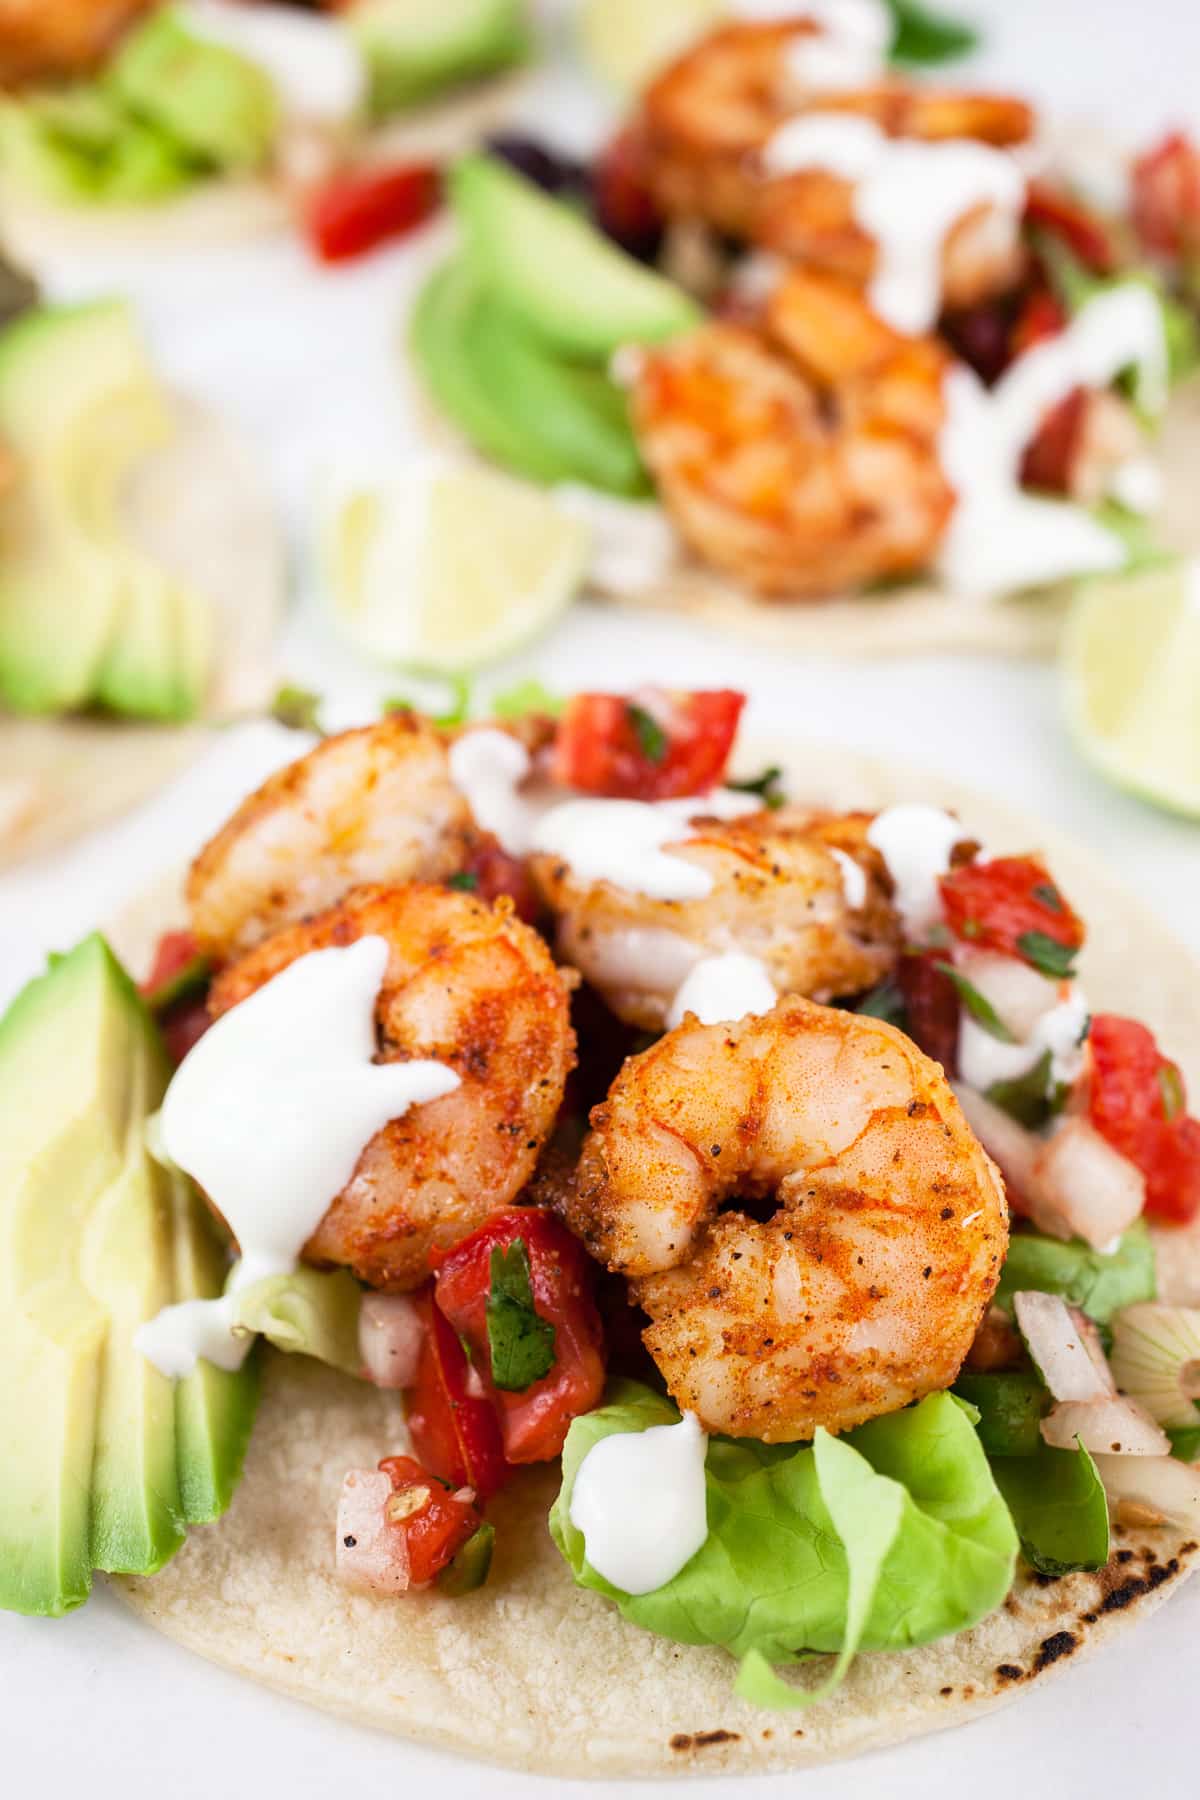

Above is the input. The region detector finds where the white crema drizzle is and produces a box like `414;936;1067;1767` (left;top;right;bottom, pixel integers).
135;937;460;1377
762;113;1025;333
569;1411;710;1595
938;284;1168;595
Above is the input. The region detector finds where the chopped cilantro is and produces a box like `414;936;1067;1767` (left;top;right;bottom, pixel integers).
986;1050;1070;1131
486;1239;556;1391
143;953;212;1018
935;963;1015;1042
448;871;479;892
725;765;786;811
886;0;979;67
1015;931;1078;980
1032;882;1064;913
270;684;324;735
491;679;565;720
627;702;668;764
855;980;908;1029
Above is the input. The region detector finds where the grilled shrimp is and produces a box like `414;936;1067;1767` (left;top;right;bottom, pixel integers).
568;997;1007;1440
208;883;575;1291
630;267;953;595
188;713;478;962
638;17;1032;307
0;0;154;85
531;805;898;1030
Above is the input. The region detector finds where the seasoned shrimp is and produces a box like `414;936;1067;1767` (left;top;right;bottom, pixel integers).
209;883;576;1291
638;18;1032;306
630;267;953;595
0;0;154;85
568;997;1007;1440
188;713;478;963
532;805;898;1029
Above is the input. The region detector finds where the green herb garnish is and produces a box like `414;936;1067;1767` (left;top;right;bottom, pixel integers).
1159;1064;1185;1121
627;702;667;764
886;0;979;67
935;963;1015;1041
1032;882;1064;913
1015;931;1078;980
143;952;211;1017
491;679;565;720
486;1238;556;1392
986;1050;1070;1132
270;684;325;735
855;980;908;1029
447;871;479;892
725;764;786;810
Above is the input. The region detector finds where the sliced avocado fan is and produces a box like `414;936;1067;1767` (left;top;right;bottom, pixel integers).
0;937;258;1617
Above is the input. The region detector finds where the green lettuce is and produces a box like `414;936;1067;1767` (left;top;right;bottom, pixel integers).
995;1219;1156;1325
550;1382;1017;1709
229;1268;363;1375
991;1442;1110;1576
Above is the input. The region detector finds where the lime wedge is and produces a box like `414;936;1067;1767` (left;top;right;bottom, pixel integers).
324;457;591;672
1063;562;1200;818
577;0;722;93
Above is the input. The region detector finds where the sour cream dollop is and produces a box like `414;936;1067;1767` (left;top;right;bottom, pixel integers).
666;951;776;1028
866;804;967;936
569;1411;709;1595
762;113;1025;334
134;937;460;1377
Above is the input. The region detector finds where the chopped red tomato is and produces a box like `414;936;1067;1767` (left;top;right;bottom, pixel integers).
1088;1014;1200;1223
1020;386;1088;494
454;838;540;922
374;1454;482;1586
1011;287;1067;357
140;928;212;1065
1132;131;1200;259
939;856;1085;969
303;161;440;263
141;929;200;996
895;950;960;1074
405;1293;513;1501
552;688;745;800
1025;182;1118;273
591;128;663;261
434;1209;606;1464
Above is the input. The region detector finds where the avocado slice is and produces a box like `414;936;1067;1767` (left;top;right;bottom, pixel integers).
108;9;279;175
0;301;212;719
450;154;700;359
412;256;651;495
0;936;258;1617
351;0;530;119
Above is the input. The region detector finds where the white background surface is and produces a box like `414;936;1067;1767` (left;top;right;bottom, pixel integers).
3;2;1199;1794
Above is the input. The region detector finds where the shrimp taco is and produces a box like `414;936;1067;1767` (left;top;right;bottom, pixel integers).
0;0;530;260
407;5;1200;655
3;689;1199;1775
0;294;284;867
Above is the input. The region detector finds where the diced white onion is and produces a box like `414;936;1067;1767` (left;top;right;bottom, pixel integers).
1110;1304;1200;1428
1029;1117;1145;1250
955;948;1062;1041
1093;1453;1200;1529
1013;1291;1113;1402
335;1469;411;1595
1040;1395;1171;1456
358;1293;423;1390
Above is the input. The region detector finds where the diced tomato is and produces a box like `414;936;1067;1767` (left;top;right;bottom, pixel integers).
1020;386;1088;494
1010;287;1067;357
374;1453;482;1587
895;949;960;1074
140;929;200;995
454;838;540;923
591;128;663;261
303;161;440;264
939;856;1085;968
434;1209;606;1464
552;688;745;801
1025;181;1118;273
1132;131;1200;259
405;1293;513;1501
1088;1014;1200;1223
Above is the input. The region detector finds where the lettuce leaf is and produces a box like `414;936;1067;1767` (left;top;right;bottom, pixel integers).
991;1442;1110;1576
995;1219;1156;1325
229;1268;363;1375
550;1382;1017;1708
